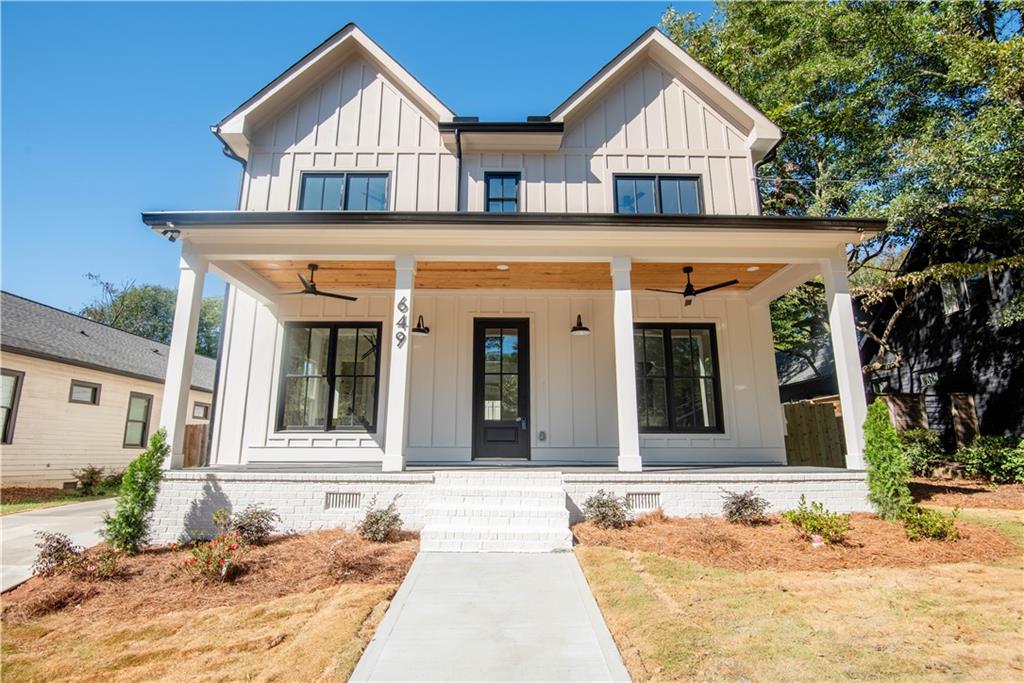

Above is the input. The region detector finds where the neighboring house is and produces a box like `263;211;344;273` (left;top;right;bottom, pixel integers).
141;25;883;550
0;292;215;487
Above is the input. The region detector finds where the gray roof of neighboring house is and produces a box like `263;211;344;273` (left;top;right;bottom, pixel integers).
0;291;215;391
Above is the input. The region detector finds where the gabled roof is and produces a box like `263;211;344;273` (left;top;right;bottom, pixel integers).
0;291;215;391
549;27;782;161
215;23;456;160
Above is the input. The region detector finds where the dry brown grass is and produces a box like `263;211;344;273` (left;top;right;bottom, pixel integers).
575;509;1024;682
574;513;1017;571
1;529;418;682
911;477;1024;510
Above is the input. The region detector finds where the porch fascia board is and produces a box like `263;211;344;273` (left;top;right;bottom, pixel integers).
746;263;823;305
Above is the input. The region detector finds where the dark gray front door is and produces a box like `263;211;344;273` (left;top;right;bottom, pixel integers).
472;319;530;459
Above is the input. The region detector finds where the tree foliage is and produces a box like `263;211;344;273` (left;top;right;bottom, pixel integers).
80;274;223;357
663;1;1024;370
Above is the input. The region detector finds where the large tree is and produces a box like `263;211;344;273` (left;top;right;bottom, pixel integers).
80;274;223;358
662;0;1024;372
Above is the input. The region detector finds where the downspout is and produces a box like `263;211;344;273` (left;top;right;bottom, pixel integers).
752;132;785;216
454;127;463;211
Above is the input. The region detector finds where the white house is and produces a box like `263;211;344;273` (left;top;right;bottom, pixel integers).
143;25;881;551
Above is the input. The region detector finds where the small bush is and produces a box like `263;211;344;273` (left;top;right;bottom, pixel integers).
863;399;912;520
32;531;83;577
102;429;168;554
229;505;281;545
72;465;105;496
899;429;945;476
100;469;124;495
177;531;246;582
582;489;631;529
633;508;668;526
357;497;403;542
782;495;852;545
900;505;960;541
721;489;770;525
956;435;1024;484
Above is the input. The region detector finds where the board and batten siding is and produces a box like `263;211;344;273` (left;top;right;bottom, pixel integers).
0;352;210;486
210;288;785;466
242;55;758;215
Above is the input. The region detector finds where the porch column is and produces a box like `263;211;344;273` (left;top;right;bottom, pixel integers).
382;255;415;472
611;256;642;472
160;243;207;469
821;253;868;469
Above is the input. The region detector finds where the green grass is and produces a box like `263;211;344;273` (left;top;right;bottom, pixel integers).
1;493;112;516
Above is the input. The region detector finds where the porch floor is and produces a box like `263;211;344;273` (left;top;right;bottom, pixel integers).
191;463;853;474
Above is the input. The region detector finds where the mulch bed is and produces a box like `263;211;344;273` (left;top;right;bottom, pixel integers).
911;478;1024;510
573;513;1019;572
2;529;418;624
0;487;73;504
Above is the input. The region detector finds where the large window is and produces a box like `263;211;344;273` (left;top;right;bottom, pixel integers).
1;369;24;444
123;392;153;448
299;173;389;211
634;324;723;433
278;323;382;431
615;175;703;215
485;172;520;212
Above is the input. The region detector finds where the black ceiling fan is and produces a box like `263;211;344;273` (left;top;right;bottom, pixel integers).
282;263;358;302
647;266;739;306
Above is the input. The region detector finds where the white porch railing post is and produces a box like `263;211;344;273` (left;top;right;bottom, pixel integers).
160;243;207;469
382;255;415;472
611;256;642;472
821;253;868;470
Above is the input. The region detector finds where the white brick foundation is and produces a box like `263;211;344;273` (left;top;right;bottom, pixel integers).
149;468;870;546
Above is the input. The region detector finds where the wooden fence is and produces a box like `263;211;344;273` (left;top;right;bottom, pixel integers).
783;400;846;468
183;423;208;468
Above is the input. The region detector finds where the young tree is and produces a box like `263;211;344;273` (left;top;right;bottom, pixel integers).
662;1;1024;370
80;274;223;357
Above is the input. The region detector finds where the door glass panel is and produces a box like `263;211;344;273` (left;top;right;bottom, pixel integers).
484;374;501;420
285;326;330;375
501;329;519;372
501;375;518;420
355;328;379;375
332;377;355;425
352;377;376;428
484;329;502;373
284;376;327;427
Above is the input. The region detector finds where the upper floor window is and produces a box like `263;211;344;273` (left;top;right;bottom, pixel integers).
615;175;703;215
1;369;24;444
69;380;101;405
299;173;389;211
485;172;520;213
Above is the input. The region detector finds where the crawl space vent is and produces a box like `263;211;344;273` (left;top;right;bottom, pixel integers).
325;492;361;510
626;492;661;512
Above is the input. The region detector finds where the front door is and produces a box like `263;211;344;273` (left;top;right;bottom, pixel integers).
472;318;530;459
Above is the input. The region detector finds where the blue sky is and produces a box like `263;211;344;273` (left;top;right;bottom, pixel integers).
2;1;709;311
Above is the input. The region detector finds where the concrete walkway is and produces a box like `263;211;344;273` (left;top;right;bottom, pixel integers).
351;552;630;682
1;498;116;591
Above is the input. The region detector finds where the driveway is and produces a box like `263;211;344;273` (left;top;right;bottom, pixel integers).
351;552;630;682
1;498;116;591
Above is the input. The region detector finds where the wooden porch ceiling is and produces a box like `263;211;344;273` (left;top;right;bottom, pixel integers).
243;260;785;291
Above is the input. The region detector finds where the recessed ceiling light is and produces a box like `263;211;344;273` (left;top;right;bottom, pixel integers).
267;263;281;269
746;266;760;272
496;264;510;271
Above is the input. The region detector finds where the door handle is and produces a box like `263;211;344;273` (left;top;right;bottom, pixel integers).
517;416;528;431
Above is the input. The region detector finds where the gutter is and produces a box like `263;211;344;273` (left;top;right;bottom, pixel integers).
752;131;785;215
211;125;248;212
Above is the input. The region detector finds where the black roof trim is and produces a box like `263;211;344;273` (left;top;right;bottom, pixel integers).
142;210;886;233
438;121;564;134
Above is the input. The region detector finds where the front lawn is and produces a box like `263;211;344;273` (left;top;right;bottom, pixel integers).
0;487;112;516
575;510;1023;681
1;529;418;681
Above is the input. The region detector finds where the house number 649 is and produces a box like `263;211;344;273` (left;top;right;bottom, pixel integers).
395;296;409;347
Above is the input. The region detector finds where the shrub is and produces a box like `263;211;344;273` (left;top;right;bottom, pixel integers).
782;495;852;545
102;428;168;554
228;505;281;545
357;497;403;542
100;469;124;495
721;489;770;525
900;505;960;541
899;429;945;476
955;435;1024;484
72;465;105;496
32;531;83;577
177;531;246;582
863;399;912;520
582;489;631;529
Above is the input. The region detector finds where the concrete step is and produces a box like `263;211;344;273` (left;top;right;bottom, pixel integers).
420;525;573;553
427;503;569;521
430;487;567;506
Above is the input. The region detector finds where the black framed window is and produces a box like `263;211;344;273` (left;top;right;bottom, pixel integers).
634;324;723;433
123;392;153;448
485;172;520;213
299;172;389;211
192;402;210;420
69;380;101;405
278;322;382;432
615;174;703;215
1;369;25;444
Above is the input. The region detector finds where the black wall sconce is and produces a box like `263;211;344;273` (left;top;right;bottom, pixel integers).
411;314;431;336
570;313;591;336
